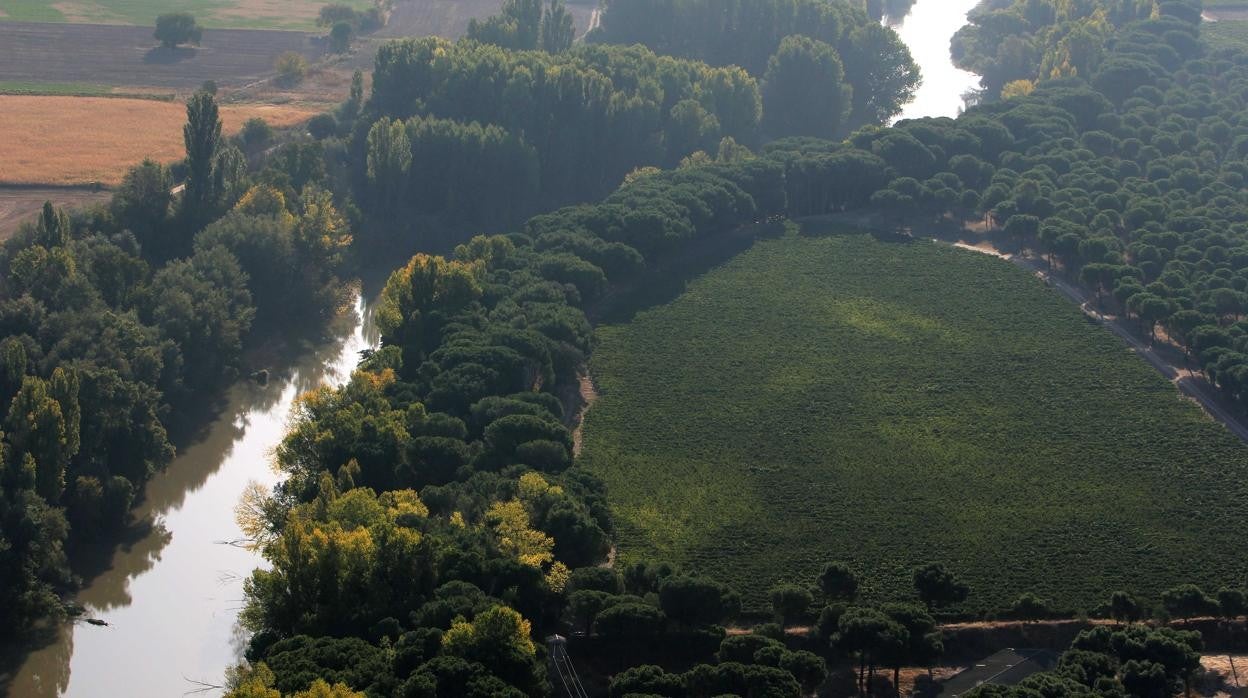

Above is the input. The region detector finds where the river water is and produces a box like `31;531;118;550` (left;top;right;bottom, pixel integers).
888;0;983;122
5;2;979;695
8;295;378;697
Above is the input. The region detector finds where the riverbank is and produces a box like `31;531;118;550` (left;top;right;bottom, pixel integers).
4;292;378;698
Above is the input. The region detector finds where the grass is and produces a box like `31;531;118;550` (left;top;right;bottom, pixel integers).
0;80;113;95
0;0;373;31
579;226;1248;615
0;95;317;185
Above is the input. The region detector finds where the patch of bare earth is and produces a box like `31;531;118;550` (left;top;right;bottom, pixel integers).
0;186;111;241
0;23;325;90
571;368;599;458
1198;655;1248;696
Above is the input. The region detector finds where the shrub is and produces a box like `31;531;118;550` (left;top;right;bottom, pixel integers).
769;584;812;626
275;51;309;86
308;113;338;140
331;21;353;53
154;12;201;48
239;117;274;152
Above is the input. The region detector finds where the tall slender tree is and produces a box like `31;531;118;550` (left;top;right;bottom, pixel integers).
183;90;222;232
540;0;574;53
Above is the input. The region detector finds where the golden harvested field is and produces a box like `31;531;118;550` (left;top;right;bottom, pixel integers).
0;95;317;185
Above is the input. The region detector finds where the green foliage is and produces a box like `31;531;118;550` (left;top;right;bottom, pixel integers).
238;117;274;152
0;89;348;642
154;12;201;48
275;51;309;87
363;38;761;226
467;0;573;54
590;0;918;127
581;233;1248;613
658;575;741;626
818;562;858;602
768;584;812;626
1160;584;1218;621
762;35;851;139
980;623;1204;697
183;90;223;233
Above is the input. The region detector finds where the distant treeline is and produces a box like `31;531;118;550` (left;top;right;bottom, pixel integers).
344;0;920;242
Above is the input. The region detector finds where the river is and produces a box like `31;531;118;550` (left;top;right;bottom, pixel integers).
8;294;379;697
887;0;983;122
5;1;979;695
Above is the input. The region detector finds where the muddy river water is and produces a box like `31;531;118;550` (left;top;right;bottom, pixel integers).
9;295;378;697
6;1;981;694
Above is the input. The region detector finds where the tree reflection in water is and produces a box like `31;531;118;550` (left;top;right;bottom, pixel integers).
6;293;378;698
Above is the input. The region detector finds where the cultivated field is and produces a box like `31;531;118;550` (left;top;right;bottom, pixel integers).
0;0;371;31
578;227;1248;614
0;22;325;89
0;96;317;185
0;186;110;240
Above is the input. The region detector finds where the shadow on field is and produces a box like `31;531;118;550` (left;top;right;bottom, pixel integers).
590;218;788;324
143;46;197;65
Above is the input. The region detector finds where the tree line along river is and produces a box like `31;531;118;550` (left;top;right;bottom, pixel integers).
6;0;980;694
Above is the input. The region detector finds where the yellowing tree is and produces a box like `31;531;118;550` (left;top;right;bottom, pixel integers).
377;254;483;339
486;499;554;568
518;471;562;503
291;679;366;698
223;662;280;698
442;605;536;658
1001;79;1036;100
233;184;293;223
296;188;352;267
5;371;79;502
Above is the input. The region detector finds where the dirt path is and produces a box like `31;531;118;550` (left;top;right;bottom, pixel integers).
571;367;598;458
562;366;617;568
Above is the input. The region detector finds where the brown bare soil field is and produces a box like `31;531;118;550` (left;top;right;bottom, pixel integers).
0;96;317;186
0;22;326;89
0;186;111;241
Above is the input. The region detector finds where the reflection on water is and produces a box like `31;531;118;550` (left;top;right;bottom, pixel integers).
888;0;983;122
8;294;378;698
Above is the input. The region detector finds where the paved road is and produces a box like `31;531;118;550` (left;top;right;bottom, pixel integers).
947;240;1248;444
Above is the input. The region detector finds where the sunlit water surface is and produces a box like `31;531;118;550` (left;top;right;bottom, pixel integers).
888;0;983;122
9;295;378;697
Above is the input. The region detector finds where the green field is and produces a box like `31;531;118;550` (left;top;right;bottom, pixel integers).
0;80;112;95
0;0;372;30
579;226;1248;615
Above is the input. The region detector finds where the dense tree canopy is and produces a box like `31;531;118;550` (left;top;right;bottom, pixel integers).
589;0;919;127
0;90;351;642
